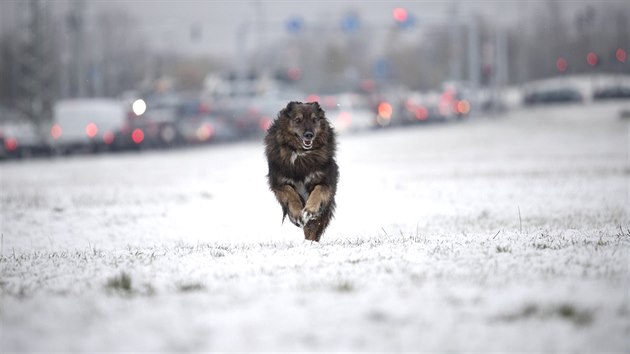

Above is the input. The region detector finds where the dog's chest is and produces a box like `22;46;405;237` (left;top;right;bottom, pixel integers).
293;181;309;202
280;170;325;202
290;151;307;165
279;176;309;201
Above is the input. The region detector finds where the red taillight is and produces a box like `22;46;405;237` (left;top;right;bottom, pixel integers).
196;123;214;141
376;101;393;127
616;48;627;63
103;131;115;145
377;102;393;119
586;52;598;66
51;124;62;139
86;123;98;138
131;128;144;144
455;100;470;115
5;137;18;151
415;106;428;120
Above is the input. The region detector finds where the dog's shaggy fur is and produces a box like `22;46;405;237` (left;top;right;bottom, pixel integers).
264;101;339;241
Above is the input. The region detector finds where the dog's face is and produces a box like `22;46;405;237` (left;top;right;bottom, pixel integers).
281;101;326;151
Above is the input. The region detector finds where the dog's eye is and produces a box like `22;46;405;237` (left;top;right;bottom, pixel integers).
294;117;302;123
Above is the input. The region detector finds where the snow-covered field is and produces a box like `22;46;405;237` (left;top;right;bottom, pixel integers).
1;102;629;352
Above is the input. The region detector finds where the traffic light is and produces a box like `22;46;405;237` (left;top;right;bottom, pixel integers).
556;57;568;73
341;13;360;33
586;52;599;66
616;48;627;63
393;8;408;22
392;8;415;29
286;16;304;34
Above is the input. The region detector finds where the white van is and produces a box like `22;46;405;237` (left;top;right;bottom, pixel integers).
50;99;127;152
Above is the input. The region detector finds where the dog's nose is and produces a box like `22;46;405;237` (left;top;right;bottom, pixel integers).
303;131;314;139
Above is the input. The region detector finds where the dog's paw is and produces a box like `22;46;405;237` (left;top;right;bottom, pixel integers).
300;209;319;226
288;212;303;228
285;201;305;228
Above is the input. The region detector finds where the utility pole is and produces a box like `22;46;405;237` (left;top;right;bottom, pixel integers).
467;14;480;93
68;0;86;97
448;1;462;82
16;0;56;132
493;28;508;112
495;29;508;89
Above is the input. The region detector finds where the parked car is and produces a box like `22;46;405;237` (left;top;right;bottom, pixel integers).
175;98;239;145
369;89;407;127
0;120;48;158
122;94;185;149
593;86;630;100
0;105;49;159
50;99;127;153
315;93;377;134
120;93;204;150
178;114;238;145
400;90;454;124
211;95;278;139
440;81;476;119
523;87;583;106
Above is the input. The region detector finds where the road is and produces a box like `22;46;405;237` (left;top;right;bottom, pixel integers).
1;102;629;351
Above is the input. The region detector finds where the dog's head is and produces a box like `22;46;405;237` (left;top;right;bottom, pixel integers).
279;101;327;151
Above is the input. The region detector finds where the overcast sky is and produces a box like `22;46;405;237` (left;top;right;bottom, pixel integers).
2;1;626;58
91;0;534;57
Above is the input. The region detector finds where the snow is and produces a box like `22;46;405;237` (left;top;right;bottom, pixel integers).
1;101;629;352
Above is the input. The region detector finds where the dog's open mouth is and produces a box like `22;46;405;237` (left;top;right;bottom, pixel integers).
301;137;313;150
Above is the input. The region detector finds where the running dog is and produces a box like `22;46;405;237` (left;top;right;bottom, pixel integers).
264;101;339;242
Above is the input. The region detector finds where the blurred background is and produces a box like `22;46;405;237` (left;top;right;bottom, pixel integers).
0;0;628;159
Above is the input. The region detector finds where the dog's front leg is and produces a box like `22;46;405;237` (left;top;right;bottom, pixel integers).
301;185;332;224
272;185;305;227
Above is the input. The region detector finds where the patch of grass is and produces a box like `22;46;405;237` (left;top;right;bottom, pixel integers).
596;237;609;247
496;245;512;253
496;303;593;327
347;258;364;265
616;226;630;239
177;282;205;292
556;303;593;326
209;249;226;258
106;271;132;293
532;243;550;250
105;272;157;296
581;236;612;248
335;281;355;293
529;232;573;251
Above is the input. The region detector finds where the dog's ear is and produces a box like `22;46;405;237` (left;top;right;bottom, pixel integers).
279;101;300;120
309;101;324;115
286;101;301;113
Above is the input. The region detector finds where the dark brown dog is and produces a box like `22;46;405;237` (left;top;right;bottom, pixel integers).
264;101;339;241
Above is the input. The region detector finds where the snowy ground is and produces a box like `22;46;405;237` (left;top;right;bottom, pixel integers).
1;102;629;352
